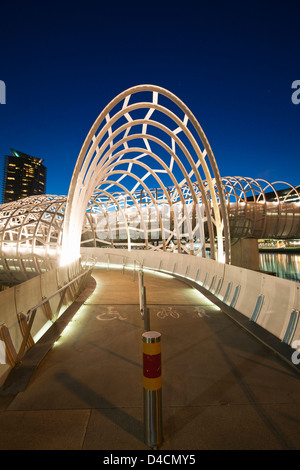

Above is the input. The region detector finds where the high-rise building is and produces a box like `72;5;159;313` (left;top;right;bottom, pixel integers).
2;149;47;203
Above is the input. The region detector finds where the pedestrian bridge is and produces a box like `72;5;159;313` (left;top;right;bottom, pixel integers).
1;253;300;450
0;85;299;285
0;246;299;387
0;86;300;446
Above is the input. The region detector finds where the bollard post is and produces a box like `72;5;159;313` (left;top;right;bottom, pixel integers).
142;331;163;449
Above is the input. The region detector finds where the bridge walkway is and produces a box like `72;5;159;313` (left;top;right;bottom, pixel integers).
1;267;300;450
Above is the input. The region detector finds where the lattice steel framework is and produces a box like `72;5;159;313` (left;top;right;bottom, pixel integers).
61;84;231;265
0;195;65;283
0;177;299;283
0;86;299;284
222;176;300;239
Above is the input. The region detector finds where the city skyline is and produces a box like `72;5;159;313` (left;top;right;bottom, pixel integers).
1;1;300;198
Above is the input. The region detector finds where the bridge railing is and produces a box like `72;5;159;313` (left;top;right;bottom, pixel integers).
0;258;94;385
14;265;93;364
81;247;300;355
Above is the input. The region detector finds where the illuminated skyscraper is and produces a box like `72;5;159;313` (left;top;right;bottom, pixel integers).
2;149;47;203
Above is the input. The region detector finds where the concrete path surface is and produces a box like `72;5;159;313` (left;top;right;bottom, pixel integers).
1;266;300;450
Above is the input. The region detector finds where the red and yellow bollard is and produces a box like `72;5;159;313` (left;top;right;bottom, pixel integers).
142;331;163;448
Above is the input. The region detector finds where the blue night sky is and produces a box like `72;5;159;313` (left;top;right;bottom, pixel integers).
1;0;300;198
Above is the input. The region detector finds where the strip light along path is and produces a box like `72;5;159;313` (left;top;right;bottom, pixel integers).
1;267;300;450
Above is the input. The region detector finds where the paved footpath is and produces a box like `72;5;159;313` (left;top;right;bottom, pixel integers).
1;267;300;451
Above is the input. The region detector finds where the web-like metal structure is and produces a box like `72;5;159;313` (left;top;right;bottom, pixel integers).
0;177;299;284
61;85;231;266
0;195;65;283
223;176;300;239
0;86;299;284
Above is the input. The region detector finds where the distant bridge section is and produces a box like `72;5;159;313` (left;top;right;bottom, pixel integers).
224;176;300;240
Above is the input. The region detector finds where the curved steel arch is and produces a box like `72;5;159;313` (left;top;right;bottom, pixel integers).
61;84;231;265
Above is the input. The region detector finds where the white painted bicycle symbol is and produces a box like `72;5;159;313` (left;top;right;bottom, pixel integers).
96;306;127;321
193;307;209;319
156;306;180;319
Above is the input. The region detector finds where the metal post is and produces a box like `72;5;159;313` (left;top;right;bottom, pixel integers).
143;287;150;331
138;269;150;330
138;269;144;320
133;260;136;280
15;308;37;364
142;331;163;449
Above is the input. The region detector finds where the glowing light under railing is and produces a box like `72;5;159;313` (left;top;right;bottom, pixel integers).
210;305;222;311
33;320;53;343
143;268;174;278
191;288;217;305
53;304;90;347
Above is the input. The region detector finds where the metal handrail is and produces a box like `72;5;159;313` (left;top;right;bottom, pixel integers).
103;252;144;270
101;252;150;329
15;263;95;364
25;265;93;321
